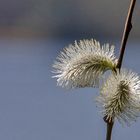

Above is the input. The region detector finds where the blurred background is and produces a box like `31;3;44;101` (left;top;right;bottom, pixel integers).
0;0;140;140
0;0;140;39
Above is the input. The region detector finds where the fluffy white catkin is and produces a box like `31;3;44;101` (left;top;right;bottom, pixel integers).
52;39;117;88
97;69;140;125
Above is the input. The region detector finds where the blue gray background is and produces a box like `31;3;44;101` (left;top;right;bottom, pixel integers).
0;39;139;140
0;0;140;140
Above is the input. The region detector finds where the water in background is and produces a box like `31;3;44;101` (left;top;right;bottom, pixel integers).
0;38;139;140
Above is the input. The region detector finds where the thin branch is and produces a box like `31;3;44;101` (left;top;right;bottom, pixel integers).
106;121;114;140
117;0;136;69
104;116;114;140
105;0;137;140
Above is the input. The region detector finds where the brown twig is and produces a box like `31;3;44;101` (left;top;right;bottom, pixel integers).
106;120;114;140
105;0;136;140
117;0;136;69
104;116;114;140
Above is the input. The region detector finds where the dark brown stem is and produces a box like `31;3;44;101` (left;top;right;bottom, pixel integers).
105;0;136;140
117;0;136;69
106;121;114;140
104;116;114;140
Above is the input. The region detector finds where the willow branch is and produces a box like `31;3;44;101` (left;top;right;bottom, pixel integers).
117;0;136;69
106;121;114;140
105;0;136;140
